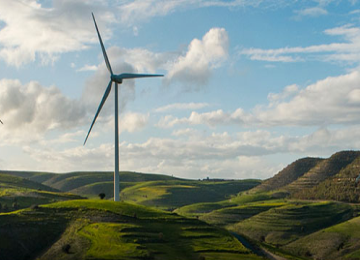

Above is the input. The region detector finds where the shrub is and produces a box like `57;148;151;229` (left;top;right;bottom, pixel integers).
30;204;39;210
62;244;71;254
12;202;19;209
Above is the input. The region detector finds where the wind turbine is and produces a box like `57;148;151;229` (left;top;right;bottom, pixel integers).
84;13;163;202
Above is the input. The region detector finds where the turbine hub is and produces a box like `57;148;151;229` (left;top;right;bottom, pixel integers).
111;74;123;84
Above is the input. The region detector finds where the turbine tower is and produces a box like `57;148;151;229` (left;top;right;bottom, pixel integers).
84;13;163;202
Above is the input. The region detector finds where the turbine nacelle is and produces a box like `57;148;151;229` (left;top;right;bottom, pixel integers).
111;75;122;84
111;73;163;84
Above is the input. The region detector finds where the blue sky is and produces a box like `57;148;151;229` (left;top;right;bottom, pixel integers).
1;0;360;179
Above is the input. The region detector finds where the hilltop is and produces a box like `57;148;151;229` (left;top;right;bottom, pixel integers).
249;157;322;194
0;173;82;211
4;170;261;209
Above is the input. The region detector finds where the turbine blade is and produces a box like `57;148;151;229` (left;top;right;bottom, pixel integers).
117;73;164;80
84;80;112;145
92;13;113;75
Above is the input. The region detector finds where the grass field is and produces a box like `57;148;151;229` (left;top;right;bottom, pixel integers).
121;179;261;210
284;214;360;260
231;201;354;246
0;199;264;260
0;173;82;211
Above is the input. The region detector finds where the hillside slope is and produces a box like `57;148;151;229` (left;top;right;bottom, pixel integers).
284;214;360;260
249;157;322;194
0;170;56;183
282;151;360;194
42;171;179;192
0;200;263;260
121;179;260;210
0;173;82;211
293;155;360;202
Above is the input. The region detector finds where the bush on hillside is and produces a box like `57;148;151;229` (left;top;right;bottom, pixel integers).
98;193;105;200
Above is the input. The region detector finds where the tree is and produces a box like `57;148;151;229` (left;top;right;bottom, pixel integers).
99;193;106;200
62;244;71;254
12;202;19;209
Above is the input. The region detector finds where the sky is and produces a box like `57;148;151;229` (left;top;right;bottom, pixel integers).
1;0;360;180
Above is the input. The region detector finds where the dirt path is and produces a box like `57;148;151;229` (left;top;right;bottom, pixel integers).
231;232;289;260
260;247;289;260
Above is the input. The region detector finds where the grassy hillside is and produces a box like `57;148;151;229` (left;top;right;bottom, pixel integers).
175;191;282;220
42;171;179;192
0;172;57;192
200;200;288;227
283;151;360;194
0;170;56;183
231;201;354;246
0;173;82;211
3;171;261;209
121;179;261;210
0;200;264;260
249;157;322;194
284;214;360;260
293;156;360;202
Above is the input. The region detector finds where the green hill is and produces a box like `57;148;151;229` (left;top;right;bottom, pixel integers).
42;171;179;192
284;214;360;260
230;201;354;246
0;173;82;211
121;179;261;210
293;156;360;202
283;151;360;194
0;170;56;183
0;200;263;260
4;170;260;209
249;157;322;194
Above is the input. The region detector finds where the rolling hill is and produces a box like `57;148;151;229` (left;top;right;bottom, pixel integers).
249;157;322;194
0;173;82;211
3;150;360;260
121;179;261;210
283;151;360;195
292;155;360;202
4;170;261;209
0;200;264;260
283;214;360;260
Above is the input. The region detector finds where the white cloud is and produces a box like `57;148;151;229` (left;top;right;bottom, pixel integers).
18;126;360;179
0;79;86;135
158;70;360;128
77;64;98;72
117;0;294;26
157;108;251;128
120;112;149;133
267;84;299;105
165;28;229;87
155;102;210;112
0;0;114;66
240;24;360;64
296;7;328;17
82;27;228;93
